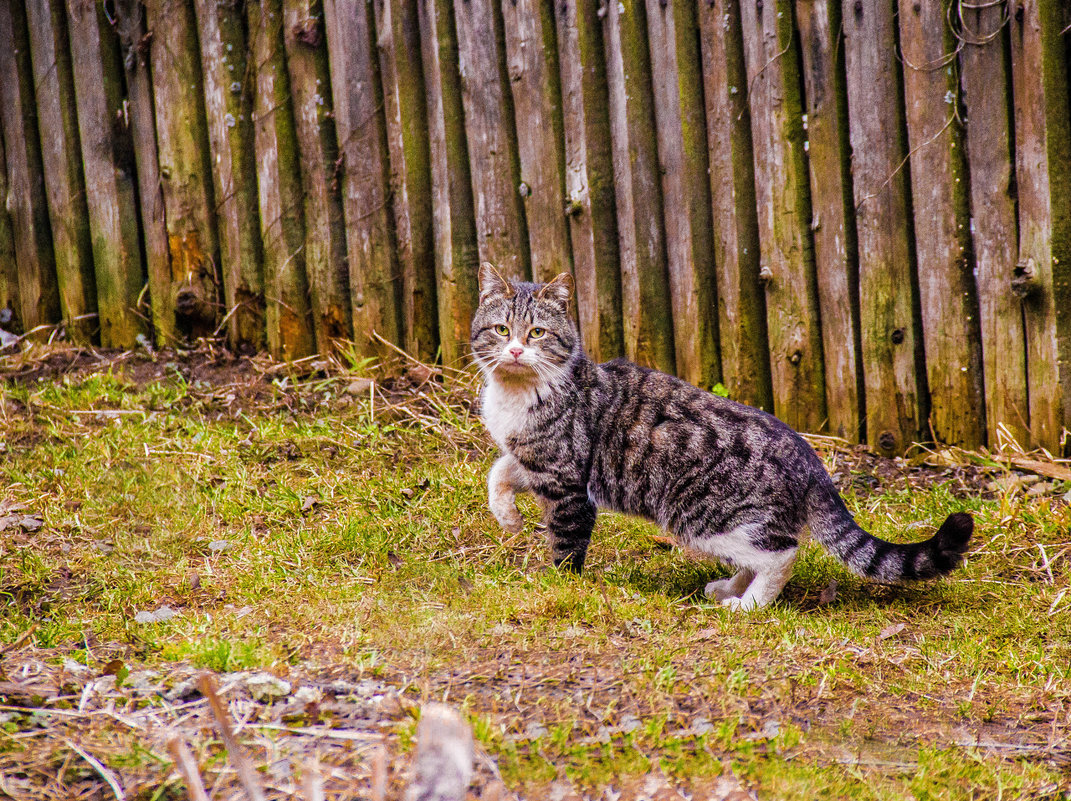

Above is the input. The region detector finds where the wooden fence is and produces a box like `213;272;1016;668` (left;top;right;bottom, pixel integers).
0;0;1069;456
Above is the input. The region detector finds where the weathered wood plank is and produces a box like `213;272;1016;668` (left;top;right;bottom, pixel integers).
698;0;770;411
898;0;985;448
115;0;170;348
0;0;59;334
249;0;315;360
1009;0;1071;452
144;0;221;343
283;0;353;353
66;0;147;348
739;0;824;431
323;0;402;353
502;0;571;288
0;128;19;333
453;0;530;281
645;0;720;390
959;0;1030;446
193;0;265;350
842;0;923;455
26;0;97;343
554;0;622;363
417;0;479;369
795;0;862;440
374;0;437;360
603;0;674;373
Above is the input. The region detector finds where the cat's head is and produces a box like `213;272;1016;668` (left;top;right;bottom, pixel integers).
470;262;579;385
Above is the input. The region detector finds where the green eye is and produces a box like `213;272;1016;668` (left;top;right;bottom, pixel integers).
494;324;510;336
529;327;546;339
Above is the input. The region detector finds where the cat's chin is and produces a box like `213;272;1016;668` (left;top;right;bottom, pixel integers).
489;361;541;385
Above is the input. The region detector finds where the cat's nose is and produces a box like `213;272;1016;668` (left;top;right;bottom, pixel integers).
509;347;523;359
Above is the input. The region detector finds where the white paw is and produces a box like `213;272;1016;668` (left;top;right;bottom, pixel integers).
721;596;757;612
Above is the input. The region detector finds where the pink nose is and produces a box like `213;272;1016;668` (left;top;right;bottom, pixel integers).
509;347;524;359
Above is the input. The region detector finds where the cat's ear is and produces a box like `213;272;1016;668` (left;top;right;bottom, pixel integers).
478;261;514;303
536;272;573;308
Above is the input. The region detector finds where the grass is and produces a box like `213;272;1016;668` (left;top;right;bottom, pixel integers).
1;349;1070;798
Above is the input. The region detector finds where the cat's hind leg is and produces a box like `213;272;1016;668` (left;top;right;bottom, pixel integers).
488;455;528;533
704;569;754;602
721;548;797;612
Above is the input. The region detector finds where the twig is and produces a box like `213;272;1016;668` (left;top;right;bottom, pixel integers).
198;672;267;801
166;735;210;801
301;756;325;801
64;739;125;801
0;625;36;655
370;746;387;801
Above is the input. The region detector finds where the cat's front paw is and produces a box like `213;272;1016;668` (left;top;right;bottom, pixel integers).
721;596;758;612
704;579;736;603
490;495;524;533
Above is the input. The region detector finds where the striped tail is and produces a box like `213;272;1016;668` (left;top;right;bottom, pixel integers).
806;480;973;583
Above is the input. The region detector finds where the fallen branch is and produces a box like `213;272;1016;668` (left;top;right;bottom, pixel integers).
64;739;125;801
198;672;266;801
166;735;210;801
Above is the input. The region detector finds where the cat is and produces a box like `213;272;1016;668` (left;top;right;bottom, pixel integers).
470;262;973;610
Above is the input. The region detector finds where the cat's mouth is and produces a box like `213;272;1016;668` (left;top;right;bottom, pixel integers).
493;359;537;379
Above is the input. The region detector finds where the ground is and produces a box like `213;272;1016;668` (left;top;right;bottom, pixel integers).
1;342;1069;800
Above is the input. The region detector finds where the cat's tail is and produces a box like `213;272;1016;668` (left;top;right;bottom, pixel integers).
805;480;972;583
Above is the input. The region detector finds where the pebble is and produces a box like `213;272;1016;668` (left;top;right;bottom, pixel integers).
245;672;292;702
346;377;374;397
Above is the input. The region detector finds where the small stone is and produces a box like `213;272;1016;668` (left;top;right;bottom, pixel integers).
167;676;200;701
1026;481;1053;497
135;605;178;624
293;685;322;705
208;540;231;552
346;378;374;397
245;672;292;702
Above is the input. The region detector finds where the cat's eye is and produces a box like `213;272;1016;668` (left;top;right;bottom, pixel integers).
528;327;546;339
494;324;510;337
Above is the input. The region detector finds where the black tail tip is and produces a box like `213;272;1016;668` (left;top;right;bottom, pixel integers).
935;511;973;562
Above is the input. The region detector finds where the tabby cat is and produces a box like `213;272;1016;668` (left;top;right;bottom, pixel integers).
470;263;973;610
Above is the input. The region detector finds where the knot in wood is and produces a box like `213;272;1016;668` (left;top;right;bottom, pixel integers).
788;349;802;365
878;431;897;452
1011;258;1039;299
890;327;905;345
759;264;773;283
518;182;531;198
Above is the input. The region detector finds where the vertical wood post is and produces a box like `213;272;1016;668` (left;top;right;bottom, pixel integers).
66;0;148;348
0;130;19;332
842;0;923;455
603;0;674;374
115;0;170;347
323;0;403;353
645;0;720;390
374;0;437;360
898;0;985;447
144;0;221;343
249;0;316;360
502;0;572;286
739;0;824;430
959;0;1030;446
554;0;623;363
193;0;266;350
26;0;97;343
698;0;770;410
417;0;479;368
796;0;862;440
453;0;530;281
0;0;59;334
283;0;353;353
1009;0;1071;452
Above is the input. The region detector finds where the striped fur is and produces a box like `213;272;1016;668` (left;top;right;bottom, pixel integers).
471;264;974;610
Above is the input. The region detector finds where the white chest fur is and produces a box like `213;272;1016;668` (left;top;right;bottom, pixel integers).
480;379;539;450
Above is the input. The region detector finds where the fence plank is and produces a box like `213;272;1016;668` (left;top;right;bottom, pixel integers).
603;0;674;374
0;129;19;333
959;0;1029;446
374;0;437;360
144;0;220;343
249;0;315;361
739;0;824;431
1009;0;1071;452
502;0;572;287
796;0;861;441
284;0;353;353
0;0;59;334
453;0;529;281
26;0;97;343
554;0;622;363
645;0;720;390
66;0;147;348
194;0;265;350
698;0;770;410
323;0;403;354
898;0;985;448
417;0;479;369
842;0;923;455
